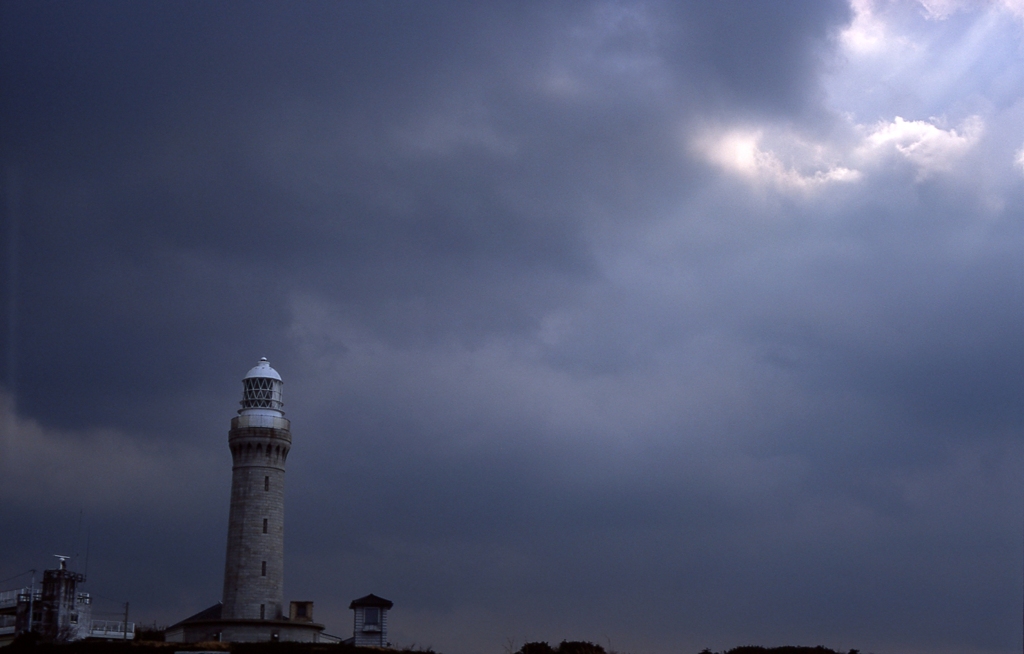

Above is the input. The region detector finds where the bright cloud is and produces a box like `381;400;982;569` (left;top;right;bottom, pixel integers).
921;0;1024;22
842;0;896;53
696;129;861;191
1003;0;1024;21
918;0;969;20
861;115;983;178
697;114;984;189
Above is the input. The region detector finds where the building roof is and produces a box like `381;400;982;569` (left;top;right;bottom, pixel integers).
167;602;222;628
349;594;393;609
244;357;282;381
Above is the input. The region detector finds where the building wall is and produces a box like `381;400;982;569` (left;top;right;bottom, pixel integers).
32;568;91;642
352;607;388;648
222;420;291;620
166;620;323;644
220;622;319;643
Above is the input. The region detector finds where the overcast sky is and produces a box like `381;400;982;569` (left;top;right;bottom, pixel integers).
1;2;1023;653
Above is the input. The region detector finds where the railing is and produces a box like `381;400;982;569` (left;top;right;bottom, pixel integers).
88;620;134;639
0;588;37;610
316;632;343;644
231;414;290;431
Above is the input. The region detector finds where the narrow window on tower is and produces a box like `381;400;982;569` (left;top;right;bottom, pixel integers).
263;518;268;534
262;561;267;576
264;476;270;491
260;604;265;620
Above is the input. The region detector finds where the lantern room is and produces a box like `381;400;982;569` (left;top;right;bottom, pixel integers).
240;357;284;414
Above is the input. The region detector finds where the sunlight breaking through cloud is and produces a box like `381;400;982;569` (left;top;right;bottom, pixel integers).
696;129;861;191
697;114;985;189
3;2;1023;652
862;115;983;179
841;0;898;53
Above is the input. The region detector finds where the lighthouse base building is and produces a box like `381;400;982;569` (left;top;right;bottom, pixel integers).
165;601;331;644
166;359;334;644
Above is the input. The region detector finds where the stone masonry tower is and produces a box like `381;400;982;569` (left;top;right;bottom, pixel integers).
222;358;290;622
164;359;325;643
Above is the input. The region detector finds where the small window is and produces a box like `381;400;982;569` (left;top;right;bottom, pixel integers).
265;476;270;491
263;518;268;534
364;607;380;626
260;604;265;620
296;604;307;618
261;561;267;576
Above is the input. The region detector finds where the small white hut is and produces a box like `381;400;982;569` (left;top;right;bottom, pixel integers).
348;594;393;648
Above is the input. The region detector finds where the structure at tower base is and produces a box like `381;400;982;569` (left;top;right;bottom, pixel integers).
164;600;336;644
166;359;336;644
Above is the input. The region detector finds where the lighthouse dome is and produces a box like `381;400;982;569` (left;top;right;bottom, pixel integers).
244;357;282;381
240;357;284;413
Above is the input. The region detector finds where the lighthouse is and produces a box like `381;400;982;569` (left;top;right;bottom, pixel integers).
222;357;289;621
165;359;330;643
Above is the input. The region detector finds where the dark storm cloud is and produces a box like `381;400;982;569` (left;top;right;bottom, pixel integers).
1;0;850;429
2;2;1022;654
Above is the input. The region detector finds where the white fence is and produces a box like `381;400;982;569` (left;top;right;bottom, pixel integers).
88;620;135;639
0;588;36;610
316;632;343;644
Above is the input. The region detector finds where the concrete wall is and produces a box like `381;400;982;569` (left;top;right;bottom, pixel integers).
166;620;323;644
220;622;320;643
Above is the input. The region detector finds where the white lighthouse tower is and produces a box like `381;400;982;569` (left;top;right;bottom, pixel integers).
222;357;289;621
165;359;329;643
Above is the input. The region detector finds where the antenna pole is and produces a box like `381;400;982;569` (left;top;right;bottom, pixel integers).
83;528;90;582
74;509;83;565
27;569;35;634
